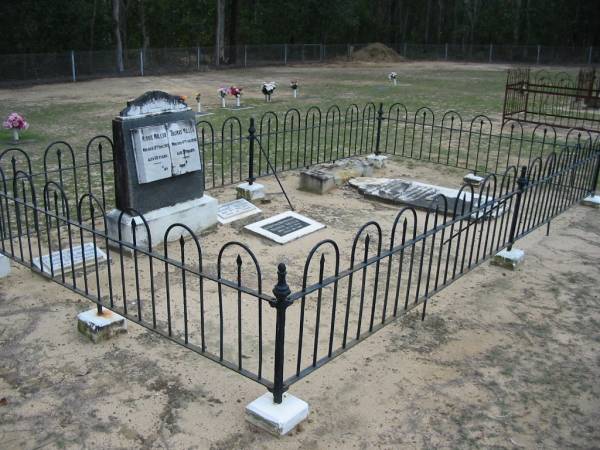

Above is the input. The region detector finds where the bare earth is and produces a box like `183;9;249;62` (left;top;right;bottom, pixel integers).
1;154;599;449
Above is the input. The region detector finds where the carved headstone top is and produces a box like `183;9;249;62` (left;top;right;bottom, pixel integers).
119;91;190;119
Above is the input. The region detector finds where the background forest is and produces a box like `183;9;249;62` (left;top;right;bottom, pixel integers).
1;0;599;55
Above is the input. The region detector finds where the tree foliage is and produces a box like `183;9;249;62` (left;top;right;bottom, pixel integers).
1;0;598;54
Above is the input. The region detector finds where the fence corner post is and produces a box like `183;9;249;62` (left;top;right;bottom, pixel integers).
70;50;76;82
375;103;384;156
247;118;256;185
139;49;144;76
536;45;541;65
489;43;493;63
588;46;593;65
445;42;448;60
271;263;292;404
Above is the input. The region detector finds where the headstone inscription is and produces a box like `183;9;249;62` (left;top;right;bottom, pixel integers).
107;91;218;248
111;91;205;213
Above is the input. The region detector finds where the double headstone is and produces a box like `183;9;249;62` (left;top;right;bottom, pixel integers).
107;91;218;249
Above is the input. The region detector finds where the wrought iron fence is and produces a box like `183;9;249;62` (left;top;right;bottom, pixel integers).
1;101;599;404
1;43;598;85
503;68;600;131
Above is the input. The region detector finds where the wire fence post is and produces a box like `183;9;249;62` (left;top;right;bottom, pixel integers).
489;43;493;63
244;45;248;67
375;103;384;155
445;43;448;60
270;263;291;404
536;45;541;65
197;47;201;70
247;117;256;185
588;46;593;65
403;42;408;57
70;50;76;82
284;44;287;65
347;43;351;60
507;166;528;251
139;49;144;76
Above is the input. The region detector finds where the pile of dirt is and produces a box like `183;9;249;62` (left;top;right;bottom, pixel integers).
350;43;405;62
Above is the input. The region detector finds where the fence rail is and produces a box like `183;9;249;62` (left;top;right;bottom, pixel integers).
1;100;599;404
1;42;598;85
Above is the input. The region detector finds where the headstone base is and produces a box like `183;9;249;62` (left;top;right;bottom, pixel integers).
463;173;485;186
245;392;309;436
491;248;524;270
236;182;266;202
0;254;11;278
581;194;600;208
107;195;218;251
367;154;388;169
77;308;127;343
299;170;336;194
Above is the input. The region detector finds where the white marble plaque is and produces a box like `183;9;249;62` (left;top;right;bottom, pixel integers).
217;199;261;224
167;120;202;176
130;120;201;184
131;124;172;183
33;242;108;274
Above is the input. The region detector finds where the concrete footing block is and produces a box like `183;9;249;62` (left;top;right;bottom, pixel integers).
491;248;524;270
463;173;485;186
246;392;309;436
236;182;266;202
0;254;11;278
77;308;127;343
299;170;336;194
581;194;600;208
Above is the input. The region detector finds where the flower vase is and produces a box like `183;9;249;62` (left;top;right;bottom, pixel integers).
197;102;202;113
236;96;241;107
221;97;226;108
293;89;297;98
12;129;19;142
393;79;397;86
268;94;271;103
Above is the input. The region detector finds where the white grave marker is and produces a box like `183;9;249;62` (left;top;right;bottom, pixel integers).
245;212;325;244
33;242;108;274
217;199;262;224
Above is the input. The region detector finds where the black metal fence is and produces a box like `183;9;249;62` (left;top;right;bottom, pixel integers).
1;102;599;404
503;68;600;131
1;43;598;85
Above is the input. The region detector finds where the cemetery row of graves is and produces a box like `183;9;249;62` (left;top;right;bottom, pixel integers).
0;69;599;426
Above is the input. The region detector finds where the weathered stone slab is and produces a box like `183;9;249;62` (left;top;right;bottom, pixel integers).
77;308;127;343
581;194;600;208
246;393;309;436
463;173;485;186
299;157;377;194
349;177;499;215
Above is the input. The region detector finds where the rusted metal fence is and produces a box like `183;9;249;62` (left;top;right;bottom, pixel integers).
503;67;600;131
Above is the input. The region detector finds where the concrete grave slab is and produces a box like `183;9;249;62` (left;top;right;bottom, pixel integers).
217;198;262;224
245;211;325;244
299;156;379;195
33;242;108;275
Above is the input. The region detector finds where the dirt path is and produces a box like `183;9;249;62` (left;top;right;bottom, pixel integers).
0;199;599;449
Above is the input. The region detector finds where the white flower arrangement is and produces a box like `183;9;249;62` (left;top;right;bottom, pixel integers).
388;72;398;85
261;81;277;102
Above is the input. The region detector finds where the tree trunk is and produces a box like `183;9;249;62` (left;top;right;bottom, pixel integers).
228;0;239;63
215;0;225;66
513;0;521;44
424;0;432;44
140;0;149;49
112;0;124;72
437;0;444;43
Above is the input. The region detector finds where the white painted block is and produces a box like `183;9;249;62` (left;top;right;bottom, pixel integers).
0;254;10;278
77;308;127;343
217;199;262;224
246;392;309;436
491;248;525;270
107;195;218;250
581;194;600;208
245;211;325;244
236;182;266;201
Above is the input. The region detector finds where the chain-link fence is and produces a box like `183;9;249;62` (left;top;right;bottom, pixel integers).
1;43;598;85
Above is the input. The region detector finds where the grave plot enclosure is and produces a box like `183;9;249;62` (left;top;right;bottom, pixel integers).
1;99;599;408
502;67;600;131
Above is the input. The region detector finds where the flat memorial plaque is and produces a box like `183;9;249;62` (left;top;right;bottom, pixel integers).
217;199;262;224
33;242;108;275
131;124;172;183
167;120;202;176
245;212;325;244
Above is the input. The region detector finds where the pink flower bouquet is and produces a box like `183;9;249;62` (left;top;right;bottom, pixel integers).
3;112;29;130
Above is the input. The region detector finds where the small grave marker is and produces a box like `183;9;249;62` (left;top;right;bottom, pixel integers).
245;212;325;244
33;242;108;274
217;199;262;224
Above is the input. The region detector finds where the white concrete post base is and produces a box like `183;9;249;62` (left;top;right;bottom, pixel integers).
463;173;485;186
491;248;525;270
581;194;600;208
236;182;266;202
246;392;309;436
77;308;127;343
0;254;11;278
367;154;388;169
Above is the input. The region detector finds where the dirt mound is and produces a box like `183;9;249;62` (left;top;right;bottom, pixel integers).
351;43;404;62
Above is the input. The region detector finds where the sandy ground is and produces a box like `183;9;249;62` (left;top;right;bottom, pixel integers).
1;154;599;449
